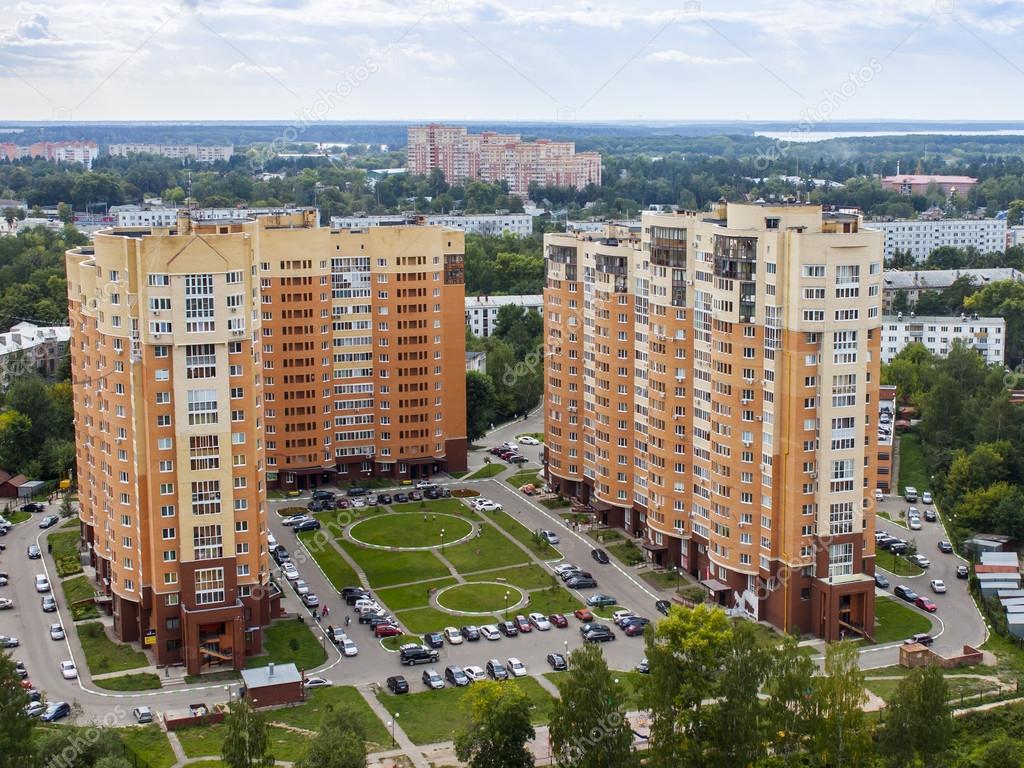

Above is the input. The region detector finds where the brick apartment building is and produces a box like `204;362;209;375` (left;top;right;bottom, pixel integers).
65;210;467;672
543;201;883;641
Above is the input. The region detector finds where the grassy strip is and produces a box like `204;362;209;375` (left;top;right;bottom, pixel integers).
339;540;449;588
377;578;458;612
268;685;391;749
873;596;932;643
177;724;309;761
120;725;177;768
897;432;931;498
183;670;241;685
297;530;362;589
61;575;100;620
391;498;474;517
395;607;472;634
875;549;924;576
443;524;531;572
94;672;162;691
381;633;422;651
465;564;559;590
77;622;148;674
245;619;327;670
488;511;559;559
506;471;541;489
606;539;645;566
375;677;555;745
523;585;582;616
49;529;84;577
6;509;31;524
545;669;647;711
467;464;505;480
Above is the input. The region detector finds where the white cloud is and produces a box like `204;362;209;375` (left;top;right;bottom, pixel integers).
648;50;753;65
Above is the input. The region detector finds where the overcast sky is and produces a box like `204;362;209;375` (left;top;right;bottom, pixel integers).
1;0;1023;123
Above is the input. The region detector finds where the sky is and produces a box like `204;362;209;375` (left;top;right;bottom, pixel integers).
1;0;1024;122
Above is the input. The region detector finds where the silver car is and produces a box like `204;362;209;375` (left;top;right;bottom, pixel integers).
49;623;65;641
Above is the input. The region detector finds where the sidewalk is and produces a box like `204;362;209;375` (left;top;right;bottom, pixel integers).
357;683;430;768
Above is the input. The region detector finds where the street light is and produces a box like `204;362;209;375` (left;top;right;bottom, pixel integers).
440;528;445;554
504;590;510;619
388;720;395;747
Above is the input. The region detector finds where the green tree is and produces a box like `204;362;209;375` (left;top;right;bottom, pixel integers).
965;280;1024;365
57;202;73;224
296;706;366;768
762;635;817;765
454;680;535;768
879;665;952;768
0;411;33;473
808;642;872;768
0;651;34;768
221;699;275;768
642;603;733;768
548;644;634;768
465;371;497;443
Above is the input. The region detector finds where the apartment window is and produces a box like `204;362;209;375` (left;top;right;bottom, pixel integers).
157;437;172;450
828;542;854;578
194;566;225;604
835;265;860;298
831;374;857;408
237;564;250;577
159;460;173;472
193;525;223;560
157;414;172;427
185;344;217;378
154;345;168;358
829;502;855;535
163;550;177;562
166;593;179;606
160;505;175;517
155;368;169;381
189;435;220;471
156;392;171;405
159;482;174;495
161;527;176;540
148;273;169;286
801;265;825;278
832;331;858;365
184;274;216;332
830;459;855;493
191;480;221;515
187;389;218;425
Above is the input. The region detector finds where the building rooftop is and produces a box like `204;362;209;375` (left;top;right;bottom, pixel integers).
882;174;978;185
0;322;70;355
465;294;543;307
883;268;1024;291
240;662;301;688
883;314;1003;325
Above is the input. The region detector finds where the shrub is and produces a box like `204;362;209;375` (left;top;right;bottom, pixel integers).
680;585;707;604
56;554;83;577
451;488;480;498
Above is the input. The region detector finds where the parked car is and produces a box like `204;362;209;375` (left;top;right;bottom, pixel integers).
528;613;551;631
409;490;423;501
294;518;321;532
378;494;393;505
444;626;464;645
281;562;300;580
26;544;41;559
480;624;500;641
548;613;568;628
956;564;970;579
514;615;532;633
293;580;310;596
581;624;616;643
921;491;933;505
930;579;947;594
537;530;560;545
347;487;368;497
41;702;71;722
394;493;409;503
904;486;918;502
35;575;50;593
486;659;509;680
546;653;567;671
655;600;671;616
312;489;335;501
423;631;445;649
340;638;358;657
0;634;19;646
303;676;332;689
497;620;519;637
566;576;598;589
591;548;610;564
874;489;884;502
553;563;579;576
624;622;647;637
636;658;650;674
41;595;57;612
445;665;470;686
461;625;481;642
518;435;540;445
49;623;65;641
560;569;590;582
587;593;618;608
612;609;635;626
915;596;938;613
905;633;935;647
924;509;937;522
22;502;45;513
908;517;922;531
464;665;486;683
909;554;931;569
507;455;528;464
476;500;502;513
573;608;595;622
937;540;954;554
301;593;319;608
306;501;325;513
0;598;14;610
400;646;439;666
272;547;290;564
386;675;409;694
15;661;27;678
422;669;445;689
874;573;890;589
374;624;402;638
281;514;308;527
24;701;47;718
60;660;78;679
894;585;918;603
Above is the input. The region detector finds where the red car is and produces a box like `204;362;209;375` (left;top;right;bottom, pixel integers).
548;613;568;628
20;679;33;690
514;614;532;633
914;596;938;613
374;623;402;637
573;608;594;622
624;623;646;637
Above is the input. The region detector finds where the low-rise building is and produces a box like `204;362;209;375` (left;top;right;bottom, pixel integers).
868;216;1006;261
881;314;1005;365
465;295;543;337
881;174;978;197
113;207;180;228
108;144;234;162
0;141;99;169
466;351;487;373
331;212;533;237
882;268;1024;311
0;322;71;389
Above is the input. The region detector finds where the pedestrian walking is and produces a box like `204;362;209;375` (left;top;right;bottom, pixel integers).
345;614;351;627
327;624;334;637
322;605;330;618
312;608;319;621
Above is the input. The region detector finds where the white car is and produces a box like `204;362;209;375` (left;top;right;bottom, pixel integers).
60;660;78;679
444;626;464;645
352;497;366;509
922;491;933;505
49;623;65;641
341;638;358;657
908;517;922;531
517;435;540;445
477;501;502;513
281;562;300;580
506;657;527;677
0;598;14;610
464;665;486;682
528;612;551;631
480;624;501;641
930;579;947;594
303;676;332;689
553;563;578;576
35;575;51;593
612;609;635;624
874;489;884;502
293;579;310;596
281;514;309;527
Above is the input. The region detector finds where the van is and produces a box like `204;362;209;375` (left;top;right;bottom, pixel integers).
267;533;278;552
904;486;918;503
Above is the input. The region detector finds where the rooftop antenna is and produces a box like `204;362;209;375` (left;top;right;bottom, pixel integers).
896;159;900;176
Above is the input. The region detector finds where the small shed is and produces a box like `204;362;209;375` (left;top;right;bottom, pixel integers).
16;479;45;500
240;662;303;708
1003;604;1024;614
997;589;1024;599
980;551;1019;567
0;470;27;499
1007;614;1024;639
980;577;1020;597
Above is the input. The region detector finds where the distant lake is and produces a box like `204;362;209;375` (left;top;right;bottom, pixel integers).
755;130;1024;143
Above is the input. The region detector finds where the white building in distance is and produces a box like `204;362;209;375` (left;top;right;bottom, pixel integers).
882;313;1006;365
882;268;1024;312
465;295;544;337
113;207;179;227
869;217;1007;261
331;212;533;237
0;322;71;389
108;144;234;162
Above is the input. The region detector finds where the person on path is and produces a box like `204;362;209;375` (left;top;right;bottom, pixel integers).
345;614;351;627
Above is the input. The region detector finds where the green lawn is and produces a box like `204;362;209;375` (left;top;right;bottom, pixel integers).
542;497;572;509
897;432;931;498
245;618;327;670
184;670;241;685
866;674;1004;703
488;511;559;559
523;585;583;616
607;539;645;566
875;549;924;576
61;575;100;620
77;622;149;674
877;511;908;529
545;669;647;711
49;529;84;577
588;528;623;544
377;578;458;611
506;470;541;489
297;531;362;590
267;685;390;749
437;582;520;613
339;541;450;587
350;512;473;548
442;524;531;572
873;596;932;643
395;607;471;634
120;726;177;768
392;498;475;517
6;509;30;524
465;564;559;590
381;633;422;651
177;724;309;760
94;672;162;691
467;464;505;479
375;677;555;745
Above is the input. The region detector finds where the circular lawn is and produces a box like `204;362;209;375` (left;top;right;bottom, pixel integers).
435;582;525;614
348;512;473;549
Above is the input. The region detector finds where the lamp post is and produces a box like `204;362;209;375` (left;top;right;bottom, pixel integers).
388;720;395;748
504;590;510;619
563;639;569;663
440;528;445;554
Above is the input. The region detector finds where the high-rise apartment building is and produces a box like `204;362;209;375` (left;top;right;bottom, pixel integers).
543;202;883;641
407;125;602;197
66;211;467;673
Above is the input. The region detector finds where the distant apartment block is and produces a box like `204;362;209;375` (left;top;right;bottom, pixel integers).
0;322;70;389
882;314;1005;365
466;351;487;373
466;295;543;337
1010;225;1024;249
108;144;234;162
868;216;1006;261
407;125;601;198
882;268;1024;311
0;141;99;169
332;212;533;237
881;174;978;197
544;202;883;642
113;207;180;228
